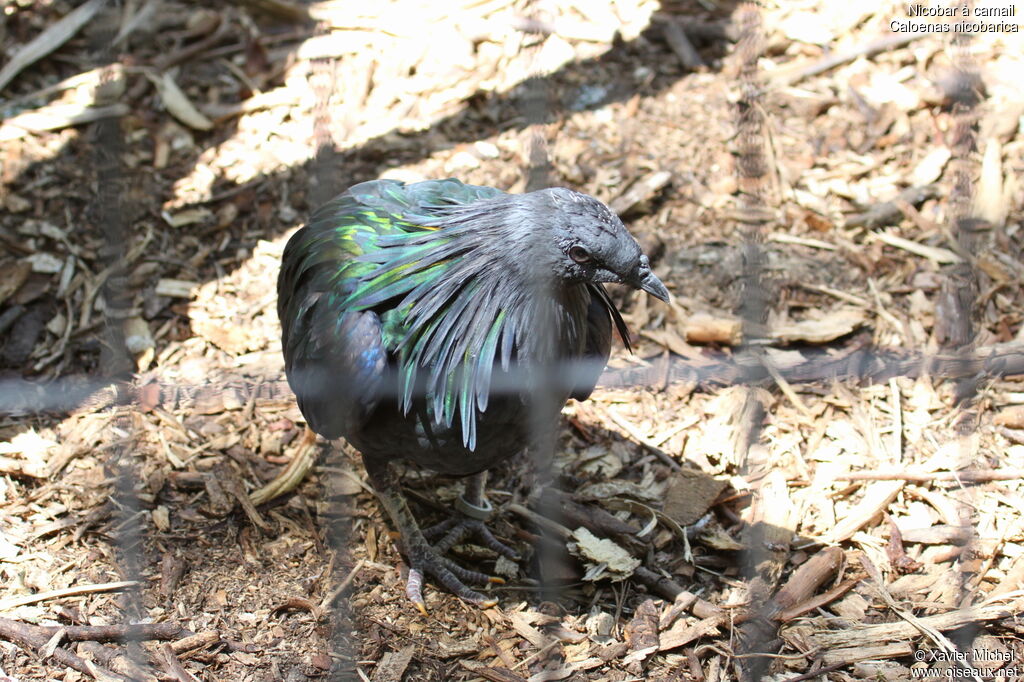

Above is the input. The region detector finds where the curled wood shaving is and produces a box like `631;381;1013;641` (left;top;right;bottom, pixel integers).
144;70;214;131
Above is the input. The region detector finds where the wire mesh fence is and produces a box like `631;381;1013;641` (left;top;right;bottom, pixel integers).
0;1;1023;680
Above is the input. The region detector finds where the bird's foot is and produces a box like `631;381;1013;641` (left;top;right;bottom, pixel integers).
404;538;505;614
421;495;520;561
403;494;519;614
365;462;517;613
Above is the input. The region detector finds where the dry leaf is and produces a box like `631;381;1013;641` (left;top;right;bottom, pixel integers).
494;555;519;579
622;599;659;667
152;505;170;531
0;533;20;561
778;12;833;44
826;481;904;544
163;207;213;228
862;71;919;109
683;313;743;346
575;480;661;504
975;138;1007;227
568;527;640;581
24;253;62;274
509;611;548;649
585;610;615;645
770;308;866;344
663;469;728;527
123;317;154;354
0;429;57;477
0;103;130;142
371;645;415;682
190;317;260;354
0;261;32;306
658;615;725;652
696;521;744;551
114;0;162;46
573;444;625;478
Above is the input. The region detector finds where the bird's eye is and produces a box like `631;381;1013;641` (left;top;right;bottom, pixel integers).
569;246;591;264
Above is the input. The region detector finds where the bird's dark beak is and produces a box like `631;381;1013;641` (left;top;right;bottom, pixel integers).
595;254;671;301
638;270;670;302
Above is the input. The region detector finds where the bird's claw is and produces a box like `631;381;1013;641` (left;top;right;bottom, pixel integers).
404;542;501;613
422;513;520;562
402;500;518;614
406;568;429;616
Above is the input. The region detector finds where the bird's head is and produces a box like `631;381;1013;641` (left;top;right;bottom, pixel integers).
520;187;670;302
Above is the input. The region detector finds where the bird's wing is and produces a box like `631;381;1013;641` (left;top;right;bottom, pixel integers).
283;178;547;448
278;178;505;440
287;305;386;439
277;192;402;438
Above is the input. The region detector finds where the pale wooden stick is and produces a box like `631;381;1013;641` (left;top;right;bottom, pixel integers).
0;580;140;612
825;480;904;544
0;0;108;92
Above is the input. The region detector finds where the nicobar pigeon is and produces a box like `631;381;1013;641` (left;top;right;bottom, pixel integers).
278;178;669;611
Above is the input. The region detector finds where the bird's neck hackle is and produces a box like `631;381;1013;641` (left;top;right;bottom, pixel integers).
383;195;591;449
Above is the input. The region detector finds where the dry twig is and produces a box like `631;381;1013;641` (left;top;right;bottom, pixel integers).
0;0;108;92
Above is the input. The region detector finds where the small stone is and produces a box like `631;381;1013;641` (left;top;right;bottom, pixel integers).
444;150;480;172
473;141;500;159
3;193;31;213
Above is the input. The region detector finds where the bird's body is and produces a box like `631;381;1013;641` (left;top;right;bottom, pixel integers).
278;178;668;607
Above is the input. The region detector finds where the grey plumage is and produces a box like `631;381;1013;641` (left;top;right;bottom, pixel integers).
278;178;669;606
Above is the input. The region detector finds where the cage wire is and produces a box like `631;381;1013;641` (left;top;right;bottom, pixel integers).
0;1;1021;680
89;10;150;678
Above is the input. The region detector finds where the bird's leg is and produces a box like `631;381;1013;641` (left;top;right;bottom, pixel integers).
363;459;501;613
463;469;488;506
422;471;520;561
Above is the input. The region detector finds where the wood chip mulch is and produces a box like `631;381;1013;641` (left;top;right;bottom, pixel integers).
1;1;1022;680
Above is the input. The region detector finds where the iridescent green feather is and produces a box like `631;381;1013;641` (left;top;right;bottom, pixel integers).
287;178;535;450
475;311;506;412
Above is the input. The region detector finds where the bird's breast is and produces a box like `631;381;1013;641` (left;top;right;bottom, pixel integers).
350;393;536;476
